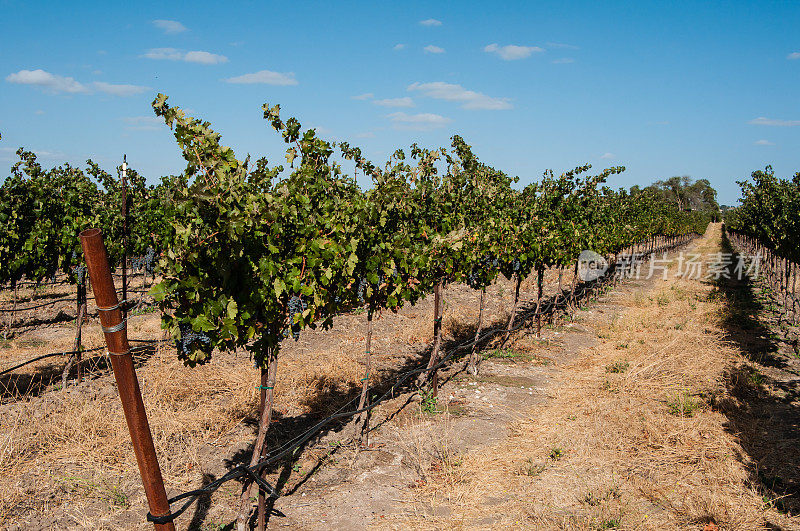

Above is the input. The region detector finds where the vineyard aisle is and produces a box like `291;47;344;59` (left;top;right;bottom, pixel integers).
354;223;796;530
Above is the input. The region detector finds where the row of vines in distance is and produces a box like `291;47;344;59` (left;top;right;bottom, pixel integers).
146;94;710;528
0;102;711;528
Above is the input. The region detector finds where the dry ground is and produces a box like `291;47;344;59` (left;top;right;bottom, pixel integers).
377;224;800;530
0;252;569;529
1;225;798;530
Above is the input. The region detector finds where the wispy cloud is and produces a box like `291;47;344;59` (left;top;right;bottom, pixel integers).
356;131;375;138
0;146;66;160
754;139;775;146
419;18;442;27
123;116;163;131
749;116;800;127
408;81;512;110
6;69;88;93
352;92;374;100
546;42;579;50
6;69;147;96
787;52;800;60
600;152;614;159
393;43;406;51
93;82;148;96
152;19;188;34
184;51;228;64
142;48;228;64
373;97;414;108
224;70;298;85
484;43;543;61
424;45;445;54
388;112;451;131
552;58;575;64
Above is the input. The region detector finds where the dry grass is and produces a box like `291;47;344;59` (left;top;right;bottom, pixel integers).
382;225;795;530
2;239;744;529
0;260;562;528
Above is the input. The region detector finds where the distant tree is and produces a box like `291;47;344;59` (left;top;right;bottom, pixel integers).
646;176;719;212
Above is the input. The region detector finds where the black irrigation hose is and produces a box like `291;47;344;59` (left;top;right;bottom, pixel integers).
146;240;701;525
0;340;170;377
0;347;105;377
0;290;152;313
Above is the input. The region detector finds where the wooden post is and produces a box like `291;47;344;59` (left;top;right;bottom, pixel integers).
121;156;129;321
423;281;444;397
502;273;522;345
354;307;374;444
77;280;85;382
535;268;544;337
237;347;278;531
80;228;175;531
467;288;485;376
61;302;85;389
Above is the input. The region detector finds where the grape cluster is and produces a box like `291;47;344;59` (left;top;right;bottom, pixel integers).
356;277;369;304
132;247;157;275
176;322;212;357
467;254;500;289
284;295;308;340
72;264;87;285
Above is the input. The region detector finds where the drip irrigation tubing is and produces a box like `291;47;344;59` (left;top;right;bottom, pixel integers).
146;236;697;525
0;339;169;377
0;289;151;313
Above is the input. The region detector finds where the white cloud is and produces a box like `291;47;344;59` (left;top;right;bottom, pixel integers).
754;139;775;146
420;18;442;26
184;51;229;64
373;97;414;108
600;152;614;159
393;43;406;51
0;146;66;160
546;42;579;50
388;112;451;131
749;116;800;126
93;81;148;96
424;45;445;54
484;43;544;61
142;48;183;60
787;52;800;60
407;81;512;110
224;70;298;85
35;109;45;115
552;58;575;64
6;69;147;97
356;131;375;138
152;19;188;34
142;48;228;64
352;92;374;100
6;69;88;93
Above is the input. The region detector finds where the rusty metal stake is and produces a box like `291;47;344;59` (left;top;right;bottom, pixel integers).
80;228;175;531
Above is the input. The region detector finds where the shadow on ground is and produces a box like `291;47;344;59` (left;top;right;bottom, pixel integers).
715;230;800;518
202;241;693;529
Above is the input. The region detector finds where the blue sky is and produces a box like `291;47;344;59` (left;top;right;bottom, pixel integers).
1;0;798;205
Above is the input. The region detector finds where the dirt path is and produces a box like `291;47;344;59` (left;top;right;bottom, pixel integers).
271;225;799;530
